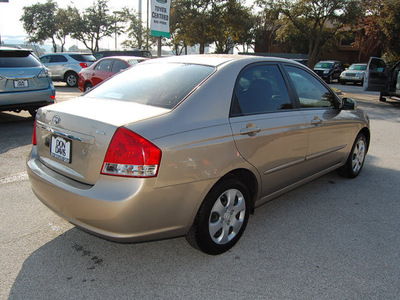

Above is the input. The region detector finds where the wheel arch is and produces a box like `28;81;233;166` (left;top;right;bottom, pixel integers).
64;70;78;81
359;127;371;152
213;168;259;214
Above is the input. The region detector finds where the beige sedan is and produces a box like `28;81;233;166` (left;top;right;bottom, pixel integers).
27;55;370;255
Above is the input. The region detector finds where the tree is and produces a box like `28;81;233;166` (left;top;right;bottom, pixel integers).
211;0;254;54
120;8;155;50
20;0;58;52
257;0;363;67
71;0;117;52
55;6;80;52
253;6;280;53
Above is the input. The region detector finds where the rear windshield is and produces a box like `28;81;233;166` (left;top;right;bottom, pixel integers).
70;54;96;62
0;51;42;68
86;63;215;109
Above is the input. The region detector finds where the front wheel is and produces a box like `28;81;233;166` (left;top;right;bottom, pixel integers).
338;133;367;178
186;178;250;255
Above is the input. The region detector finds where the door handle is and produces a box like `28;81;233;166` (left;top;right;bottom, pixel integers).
240;124;261;136
311;117;322;126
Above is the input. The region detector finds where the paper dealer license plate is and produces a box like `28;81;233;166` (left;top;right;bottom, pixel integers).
50;136;71;163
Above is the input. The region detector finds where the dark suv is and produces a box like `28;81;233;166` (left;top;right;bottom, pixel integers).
93;50;153;60
0;47;55;117
313;60;344;83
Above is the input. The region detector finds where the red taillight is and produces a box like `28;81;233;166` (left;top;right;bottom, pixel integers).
79;62;88;68
101;127;162;178
32;119;37;145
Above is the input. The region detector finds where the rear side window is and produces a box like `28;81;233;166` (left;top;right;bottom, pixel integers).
86;63;215;109
50;55;68;63
70;54;96;62
0;51;41;68
231;64;293;116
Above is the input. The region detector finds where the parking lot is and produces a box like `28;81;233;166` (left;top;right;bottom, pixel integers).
1;82;400;299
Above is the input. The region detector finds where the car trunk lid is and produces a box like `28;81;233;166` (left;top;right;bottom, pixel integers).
35;97;169;185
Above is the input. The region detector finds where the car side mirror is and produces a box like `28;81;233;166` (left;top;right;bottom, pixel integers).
341;97;357;110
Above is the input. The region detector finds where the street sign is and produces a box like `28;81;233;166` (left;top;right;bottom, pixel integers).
150;0;170;38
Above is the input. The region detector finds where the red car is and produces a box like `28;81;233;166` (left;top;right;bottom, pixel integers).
78;56;148;92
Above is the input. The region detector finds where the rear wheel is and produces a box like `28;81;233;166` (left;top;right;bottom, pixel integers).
186;177;250;255
84;82;93;92
65;72;78;87
28;108;37;118
338;133;367;178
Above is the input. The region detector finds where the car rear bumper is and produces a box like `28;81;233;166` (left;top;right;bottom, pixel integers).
0;86;55;111
27;147;209;242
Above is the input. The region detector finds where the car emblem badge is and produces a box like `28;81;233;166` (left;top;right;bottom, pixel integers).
52;115;61;125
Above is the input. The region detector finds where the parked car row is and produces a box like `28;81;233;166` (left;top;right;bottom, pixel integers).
313;60;368;86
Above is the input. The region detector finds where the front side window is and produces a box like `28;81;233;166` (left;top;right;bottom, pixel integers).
231;64;293;116
111;60;129;73
286;66;336;108
86;62;215;109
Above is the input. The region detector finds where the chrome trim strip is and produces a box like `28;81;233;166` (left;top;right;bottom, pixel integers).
264;158;305;175
38;122;94;144
306;144;347;161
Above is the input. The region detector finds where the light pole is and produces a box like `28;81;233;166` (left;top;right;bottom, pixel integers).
113;11;123;50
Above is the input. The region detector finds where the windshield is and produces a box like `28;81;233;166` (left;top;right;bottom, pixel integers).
86;62;215;109
315;62;333;69
349;64;367;71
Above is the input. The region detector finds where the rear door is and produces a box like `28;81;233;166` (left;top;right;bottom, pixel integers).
364;57;389;92
229;63;309;197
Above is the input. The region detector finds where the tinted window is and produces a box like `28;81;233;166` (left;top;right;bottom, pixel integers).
111;60;129;73
349;64;367;71
315;62;333;69
232;64;292;116
286;66;336;108
95;60;113;72
50;55;68;63
0;51;42;68
70;54;96;62
86;63;215;109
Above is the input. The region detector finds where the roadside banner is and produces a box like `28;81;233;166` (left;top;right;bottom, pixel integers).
150;0;171;38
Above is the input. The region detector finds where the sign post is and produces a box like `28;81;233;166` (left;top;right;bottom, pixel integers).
150;0;171;57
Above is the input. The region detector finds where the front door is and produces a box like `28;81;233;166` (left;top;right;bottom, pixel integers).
364;57;389;92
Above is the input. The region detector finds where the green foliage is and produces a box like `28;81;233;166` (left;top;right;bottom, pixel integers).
71;0;116;52
20;0;58;52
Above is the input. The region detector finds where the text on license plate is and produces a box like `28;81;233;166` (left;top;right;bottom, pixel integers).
13;80;29;88
50;136;71;163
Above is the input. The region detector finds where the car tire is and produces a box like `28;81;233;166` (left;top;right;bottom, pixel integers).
28;108;37;118
338;133;367;178
186;177;250;255
327;75;332;83
340;80;346;85
65;72;79;87
84;82;93;92
379;94;387;102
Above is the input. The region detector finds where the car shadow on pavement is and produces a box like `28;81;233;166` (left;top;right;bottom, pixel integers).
0;112;34;155
7;152;400;299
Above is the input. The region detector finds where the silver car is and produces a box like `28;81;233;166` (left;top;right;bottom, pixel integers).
40;53;96;87
27;55;370;255
0;47;55;117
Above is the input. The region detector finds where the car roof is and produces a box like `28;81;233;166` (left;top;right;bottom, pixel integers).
145;54;300;68
0;46;31;53
97;56;149;61
40;52;93;57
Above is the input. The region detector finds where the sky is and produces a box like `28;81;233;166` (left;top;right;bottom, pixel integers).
0;0;142;50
